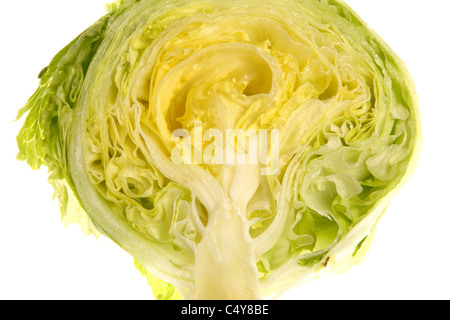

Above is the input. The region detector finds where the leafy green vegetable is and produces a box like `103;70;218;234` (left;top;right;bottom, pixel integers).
16;0;421;299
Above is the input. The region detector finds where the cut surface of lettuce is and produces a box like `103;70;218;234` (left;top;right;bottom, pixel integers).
16;0;421;300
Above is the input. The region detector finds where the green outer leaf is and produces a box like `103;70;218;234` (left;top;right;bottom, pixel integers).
16;14;111;174
15;13;114;236
134;260;181;300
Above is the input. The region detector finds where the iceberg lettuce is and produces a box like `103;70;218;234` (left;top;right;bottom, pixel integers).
16;0;421;299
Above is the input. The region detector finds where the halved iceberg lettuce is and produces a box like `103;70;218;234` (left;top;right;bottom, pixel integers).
16;0;421;299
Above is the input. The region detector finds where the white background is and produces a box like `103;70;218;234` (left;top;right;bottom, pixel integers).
1;0;449;300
